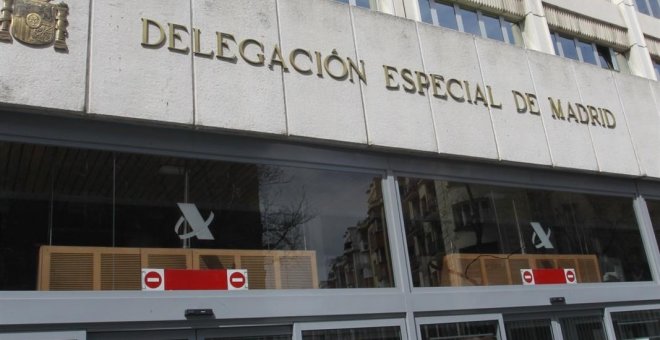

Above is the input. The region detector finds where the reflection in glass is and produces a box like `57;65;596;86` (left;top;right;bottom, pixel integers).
483;14;504;42
0;141;394;291
418;0;433;24
647;199;660;249
560;316;606;340
420;320;499;340
503;20;516;45
398;177;651;287
505;320;553;340
355;0;372;9
557;35;578;60
302;326;402;340
635;0;651;15
577;40;597;65
433;1;459;31
460;8;480;36
612;309;660;339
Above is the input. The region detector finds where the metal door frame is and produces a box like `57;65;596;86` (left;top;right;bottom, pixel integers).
415;313;507;340
604;304;660;340
504;310;608;340
292;318;408;340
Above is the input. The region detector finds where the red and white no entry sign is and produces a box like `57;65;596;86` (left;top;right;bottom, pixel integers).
565;269;577;284
141;268;249;291
521;270;535;285
228;269;248;290
142;269;165;291
520;268;578;285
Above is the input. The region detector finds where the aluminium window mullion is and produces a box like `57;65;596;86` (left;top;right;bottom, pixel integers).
554;33;565;57
454;3;465;33
633;196;660;283
575;38;585;63
430;0;440;27
499;17;510;44
592;42;603;68
476;10;487;39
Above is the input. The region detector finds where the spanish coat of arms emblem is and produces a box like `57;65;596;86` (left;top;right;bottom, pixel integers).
0;0;69;50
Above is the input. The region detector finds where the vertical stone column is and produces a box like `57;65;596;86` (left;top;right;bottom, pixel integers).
521;0;555;54
400;0;421;21
612;0;656;80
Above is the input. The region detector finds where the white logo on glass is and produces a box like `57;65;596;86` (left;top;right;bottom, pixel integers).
530;222;554;249
174;203;215;240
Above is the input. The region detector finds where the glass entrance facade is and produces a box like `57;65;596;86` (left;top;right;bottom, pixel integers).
0;141;394;291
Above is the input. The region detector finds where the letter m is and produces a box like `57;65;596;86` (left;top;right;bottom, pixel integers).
549;98;565;120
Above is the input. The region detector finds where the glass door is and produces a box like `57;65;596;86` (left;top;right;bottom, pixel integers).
416;314;505;340
293;319;407;340
89;326;292;340
505;312;607;340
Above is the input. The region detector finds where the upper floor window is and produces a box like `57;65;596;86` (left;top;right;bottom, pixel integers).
551;32;621;71
336;0;375;9
635;0;660;18
654;58;660;80
418;0;521;46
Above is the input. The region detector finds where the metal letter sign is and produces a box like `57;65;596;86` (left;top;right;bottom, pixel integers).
174;203;215;241
530;222;554;249
0;0;69;50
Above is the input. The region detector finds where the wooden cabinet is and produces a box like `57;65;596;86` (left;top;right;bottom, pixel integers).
38;246;318;290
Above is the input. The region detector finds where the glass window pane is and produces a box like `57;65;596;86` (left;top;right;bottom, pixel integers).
654;60;660;80
612;309;660;339
577;40;598;65
418;0;434;24
505;319;553;340
302;326;402;340
0;140;395;291
596;45;615;70
647;199;660;248
459;8;481;36
560;316;607;340
635;0;651;15
483;14;504;42
651;0;660;17
335;0;350;4
433;1;458;31
397;178;652;287
355;0;371;9
557;35;578;60
420;320;499;340
503;20;517;45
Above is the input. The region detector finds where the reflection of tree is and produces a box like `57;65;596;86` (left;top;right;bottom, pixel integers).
262;192;313;250
258;166;315;250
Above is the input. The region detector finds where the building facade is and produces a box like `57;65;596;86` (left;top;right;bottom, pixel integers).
1;0;660;339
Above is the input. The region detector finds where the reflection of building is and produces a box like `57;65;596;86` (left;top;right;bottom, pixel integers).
326;179;393;288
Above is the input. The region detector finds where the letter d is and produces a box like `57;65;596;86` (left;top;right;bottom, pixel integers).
141;18;166;48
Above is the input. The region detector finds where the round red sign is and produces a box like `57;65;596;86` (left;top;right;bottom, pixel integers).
566;270;576;283
144;271;163;289
229;271;247;289
523;271;533;283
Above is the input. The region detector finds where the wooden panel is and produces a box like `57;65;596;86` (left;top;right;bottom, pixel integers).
241;256;275;289
141;248;191;269
280;256;314;289
39;246;319;290
482;258;509;286
101;252;141;290
441;253;601;286
49;253;94;291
